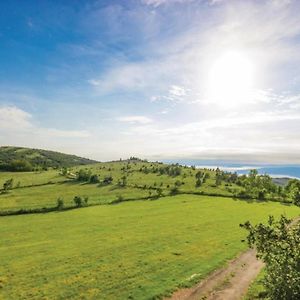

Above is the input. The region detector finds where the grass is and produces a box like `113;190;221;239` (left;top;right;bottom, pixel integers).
0;183;150;211
0;195;298;299
244;269;268;299
0;161;241;213
0;169;67;188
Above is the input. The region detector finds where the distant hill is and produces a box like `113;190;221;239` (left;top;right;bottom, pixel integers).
0;146;98;171
272;177;291;186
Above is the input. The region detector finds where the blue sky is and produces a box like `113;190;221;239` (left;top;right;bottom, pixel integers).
1;0;300;162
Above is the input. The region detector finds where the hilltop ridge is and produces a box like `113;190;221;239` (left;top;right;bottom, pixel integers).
0;146;98;170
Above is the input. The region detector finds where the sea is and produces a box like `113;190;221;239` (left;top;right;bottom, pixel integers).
162;159;300;179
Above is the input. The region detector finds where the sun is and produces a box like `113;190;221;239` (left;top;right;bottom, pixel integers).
206;50;255;107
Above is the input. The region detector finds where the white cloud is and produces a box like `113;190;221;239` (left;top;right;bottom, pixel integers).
169;85;186;97
117;115;153;124
0;106;33;130
0;106;91;139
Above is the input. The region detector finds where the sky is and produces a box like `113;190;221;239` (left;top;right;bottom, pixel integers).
1;0;300;163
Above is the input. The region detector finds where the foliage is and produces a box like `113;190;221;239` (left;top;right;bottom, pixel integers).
89;174;100;184
103;175;113;185
236;169;278;200
285;179;300;206
241;215;300;300
0;146;97;170
3;178;14;192
77;169;92;182
73;196;83;207
56;197;64;210
170;186;179;195
0;159;33;172
73;195;89;207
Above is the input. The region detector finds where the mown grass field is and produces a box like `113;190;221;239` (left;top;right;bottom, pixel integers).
0;195;299;300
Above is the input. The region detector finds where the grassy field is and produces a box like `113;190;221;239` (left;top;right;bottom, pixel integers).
244;270;267;299
0;161;240;213
0;195;298;299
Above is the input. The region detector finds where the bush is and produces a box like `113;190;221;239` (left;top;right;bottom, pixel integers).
0;159;33;172
195;178;202;187
103;175;113;185
77;169;92;182
258;190;266;200
73;196;83;207
90;174;100;183
170;186;179;195
3;178;13;192
174;180;182;187
113;195;124;203
56;197;64;210
241;216;300;300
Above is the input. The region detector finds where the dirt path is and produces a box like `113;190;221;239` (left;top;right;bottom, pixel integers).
168;217;300;300
168;249;263;300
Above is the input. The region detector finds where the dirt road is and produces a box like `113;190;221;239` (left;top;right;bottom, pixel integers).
169;249;263;300
169;217;300;300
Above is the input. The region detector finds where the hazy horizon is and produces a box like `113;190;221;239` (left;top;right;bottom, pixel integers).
1;0;300;162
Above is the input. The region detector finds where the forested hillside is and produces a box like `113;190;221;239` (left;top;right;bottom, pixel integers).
0;146;98;171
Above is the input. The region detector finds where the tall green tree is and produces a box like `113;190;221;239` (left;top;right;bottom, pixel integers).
241;216;300;300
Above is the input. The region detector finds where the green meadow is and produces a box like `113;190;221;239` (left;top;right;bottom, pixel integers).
0;161;239;213
0;157;299;299
0;195;299;299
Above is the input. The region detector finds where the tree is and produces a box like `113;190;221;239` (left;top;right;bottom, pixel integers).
170;186;179;195
174;180;182;187
77;169;92;182
120;175;127;187
90;174;100;183
3;178;13;192
240;216;300;300
258;190;265;200
294;192;300;206
7;160;33;172
215;175;222;186
156;188;163;198
103;175;113;185
115;195;124;203
56;197;64;210
61;167;68;176
195;171;203;179
195;178;202;187
73;196;83;207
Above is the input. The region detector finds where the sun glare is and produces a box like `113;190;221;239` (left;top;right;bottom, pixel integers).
206;51;255;107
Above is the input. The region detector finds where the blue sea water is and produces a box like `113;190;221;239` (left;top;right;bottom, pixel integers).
162;159;300;179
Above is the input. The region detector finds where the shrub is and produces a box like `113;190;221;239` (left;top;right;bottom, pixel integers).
0;160;33;172
114;195;124;203
3;178;13;192
258;190;266;200
77;169;92;182
170;186;179;195
241;216;300;300
73;196;83;207
103;175;113;184
195;178;202;187
90;174;100;183
174;180;182;187
294;192;300;206
56;197;64;210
